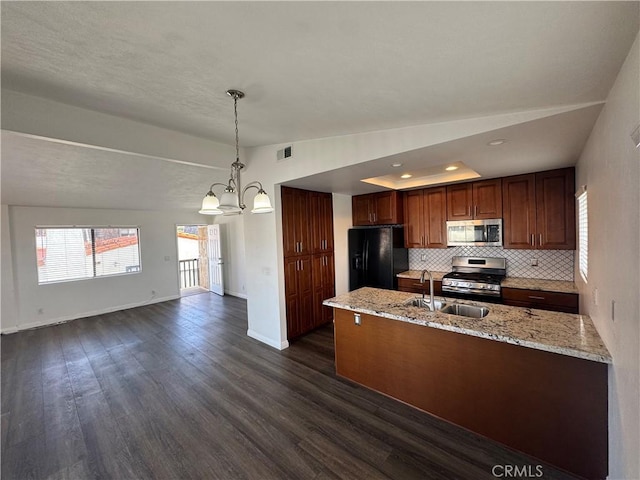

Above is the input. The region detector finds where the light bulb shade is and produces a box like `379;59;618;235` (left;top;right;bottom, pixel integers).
251;191;274;214
199;193;223;215
219;190;242;214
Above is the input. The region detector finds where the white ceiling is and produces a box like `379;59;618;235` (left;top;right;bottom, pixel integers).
1;2;639;209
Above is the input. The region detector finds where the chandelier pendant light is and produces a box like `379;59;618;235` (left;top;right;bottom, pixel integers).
199;89;274;216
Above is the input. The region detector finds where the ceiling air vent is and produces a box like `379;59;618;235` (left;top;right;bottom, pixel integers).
277;145;293;161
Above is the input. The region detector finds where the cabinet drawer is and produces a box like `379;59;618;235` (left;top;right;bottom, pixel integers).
397;277;442;295
502;288;578;313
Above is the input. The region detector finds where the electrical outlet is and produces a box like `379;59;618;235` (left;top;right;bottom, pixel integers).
421;254;427;261
530;258;538;266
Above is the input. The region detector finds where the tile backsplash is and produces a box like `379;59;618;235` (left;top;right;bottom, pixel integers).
408;247;574;281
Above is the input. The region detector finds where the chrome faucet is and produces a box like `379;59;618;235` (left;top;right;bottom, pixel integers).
420;269;435;311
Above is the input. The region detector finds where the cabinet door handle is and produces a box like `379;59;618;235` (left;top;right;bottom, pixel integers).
474;205;478;217
354;313;361;326
374;212;377;222
300;242;303;252
539;234;543;247
425;234;429;245
530;234;535;247
528;295;545;300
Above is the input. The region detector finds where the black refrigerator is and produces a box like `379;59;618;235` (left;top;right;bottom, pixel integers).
349;226;408;291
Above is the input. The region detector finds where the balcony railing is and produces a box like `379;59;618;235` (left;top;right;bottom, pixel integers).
179;258;200;289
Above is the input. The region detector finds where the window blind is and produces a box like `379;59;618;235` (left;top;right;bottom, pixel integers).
578;192;588;281
36;227;141;285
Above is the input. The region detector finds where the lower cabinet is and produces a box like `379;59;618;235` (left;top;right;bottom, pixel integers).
312;252;335;327
502;287;578;314
397;277;442;295
284;256;314;339
285;253;335;339
333;308;607;480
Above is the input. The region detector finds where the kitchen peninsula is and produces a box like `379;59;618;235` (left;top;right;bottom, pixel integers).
324;287;610;480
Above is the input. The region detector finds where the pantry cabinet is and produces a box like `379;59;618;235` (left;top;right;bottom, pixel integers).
502;168;575;250
284;256;314;339
281;187;336;339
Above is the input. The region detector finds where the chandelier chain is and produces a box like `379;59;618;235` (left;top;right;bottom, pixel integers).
234;94;240;163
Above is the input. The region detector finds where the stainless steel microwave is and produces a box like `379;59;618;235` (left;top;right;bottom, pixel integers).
446;219;503;247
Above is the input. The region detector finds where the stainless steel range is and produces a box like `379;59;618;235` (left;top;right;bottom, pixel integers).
441;257;506;298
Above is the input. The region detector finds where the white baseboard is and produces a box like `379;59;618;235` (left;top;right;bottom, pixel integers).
0;294;180;334
224;290;247;299
247;329;289;350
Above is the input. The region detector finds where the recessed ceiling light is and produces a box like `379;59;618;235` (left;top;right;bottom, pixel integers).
445;166;458;171
391;163;403;168
400;174;412;179
487;139;506;146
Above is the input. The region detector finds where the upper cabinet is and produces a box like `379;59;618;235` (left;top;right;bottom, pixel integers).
310;191;334;253
446;179;502;220
502;167;575;250
403;187;447;248
282;187;311;256
283;187;334;256
352;191;403;226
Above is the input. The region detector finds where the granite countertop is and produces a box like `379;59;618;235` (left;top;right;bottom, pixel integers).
398;271;578;294
324;287;611;364
501;277;578;294
397;270;447;281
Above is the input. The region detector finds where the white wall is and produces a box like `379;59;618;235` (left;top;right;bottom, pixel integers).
575;32;640;480
215;216;247;299
332;194;352;296
0;205;205;333
1;205;19;331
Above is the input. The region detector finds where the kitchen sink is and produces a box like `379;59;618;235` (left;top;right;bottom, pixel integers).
439;303;489;318
405;297;447;310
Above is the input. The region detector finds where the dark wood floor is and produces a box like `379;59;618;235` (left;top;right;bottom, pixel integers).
1;293;580;480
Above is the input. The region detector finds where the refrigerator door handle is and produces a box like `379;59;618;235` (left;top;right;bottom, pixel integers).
363;240;369;271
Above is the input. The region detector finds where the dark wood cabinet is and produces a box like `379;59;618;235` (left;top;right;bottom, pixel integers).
397;277;443;295
352;191;403;226
446;183;473;220
282;186;336;339
503;168;575;250
403;187;447;248
284;256;314;338
281;187;311;256
446;179;502;220
310;191;334;253
502;287;578;314
312;252;335;326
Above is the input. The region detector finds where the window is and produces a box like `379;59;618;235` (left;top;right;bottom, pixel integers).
577;191;588;282
36;227;141;284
